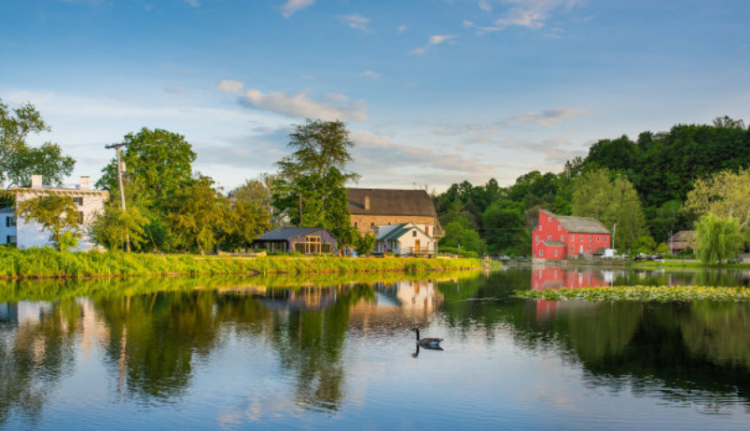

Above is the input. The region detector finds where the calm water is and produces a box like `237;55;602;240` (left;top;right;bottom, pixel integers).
1;266;750;430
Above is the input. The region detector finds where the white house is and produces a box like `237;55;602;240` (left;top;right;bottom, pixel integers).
0;175;109;251
374;222;435;256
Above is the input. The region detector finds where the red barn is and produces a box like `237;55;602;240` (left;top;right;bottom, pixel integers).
532;210;611;260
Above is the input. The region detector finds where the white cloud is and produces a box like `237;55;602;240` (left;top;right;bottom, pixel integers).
397;25;408;33
57;0;102;4
465;0;583;34
510;108;588;126
337;14;371;33
361;70;381;80
216;80;245;95
240;89;369;121
184;0;200;7
478;0;493;12
410;34;458;55
279;0;315;18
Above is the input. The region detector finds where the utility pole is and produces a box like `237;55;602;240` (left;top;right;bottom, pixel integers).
612;223;617;255
105;142;130;252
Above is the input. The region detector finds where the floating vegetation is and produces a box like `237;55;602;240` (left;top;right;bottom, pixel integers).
515;285;750;302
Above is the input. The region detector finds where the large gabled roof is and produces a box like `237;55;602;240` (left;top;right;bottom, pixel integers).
348;188;437;217
541;210;610;234
255;227;329;242
378;223;431;241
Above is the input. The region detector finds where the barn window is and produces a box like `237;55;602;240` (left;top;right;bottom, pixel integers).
554;250;558;257
561;235;565;242
557;225;561;231
540;250;544;257
571;246;574;252
548;236;551;241
588;246;592;252
589;236;592;242
548;217;551;222
597;236;600;242
539;225;542;231
536;236;539;241
580;235;583;241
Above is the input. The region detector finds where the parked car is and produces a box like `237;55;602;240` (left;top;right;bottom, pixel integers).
498;254;511;262
515;255;527;260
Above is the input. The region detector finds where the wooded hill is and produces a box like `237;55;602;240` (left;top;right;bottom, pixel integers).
432;117;750;256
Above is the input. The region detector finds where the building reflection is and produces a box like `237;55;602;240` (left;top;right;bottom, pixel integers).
531;266;612;320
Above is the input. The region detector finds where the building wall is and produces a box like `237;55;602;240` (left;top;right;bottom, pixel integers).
288;229;339;254
533;210;611;259
374;224;434;256
351;214;438;236
14;189;108;251
0;214;17;245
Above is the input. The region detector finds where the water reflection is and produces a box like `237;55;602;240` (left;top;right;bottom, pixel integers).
0;267;750;429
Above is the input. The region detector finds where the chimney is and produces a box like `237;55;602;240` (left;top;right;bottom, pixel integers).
364;196;370;211
31;174;43;189
79;176;91;190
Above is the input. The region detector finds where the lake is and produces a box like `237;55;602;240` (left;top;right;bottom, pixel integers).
1;265;749;430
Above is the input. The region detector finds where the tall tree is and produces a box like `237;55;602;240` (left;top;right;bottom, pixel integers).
0;98;75;188
684;169;750;230
273;120;358;248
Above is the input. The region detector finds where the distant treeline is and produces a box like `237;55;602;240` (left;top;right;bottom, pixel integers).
432;116;750;256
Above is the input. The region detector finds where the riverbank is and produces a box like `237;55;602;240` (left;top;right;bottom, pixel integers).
0;248;483;280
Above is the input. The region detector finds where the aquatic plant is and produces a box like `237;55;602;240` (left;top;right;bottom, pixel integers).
515;285;750;302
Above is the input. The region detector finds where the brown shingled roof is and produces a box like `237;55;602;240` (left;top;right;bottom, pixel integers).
541;210;610;234
347;188;437;217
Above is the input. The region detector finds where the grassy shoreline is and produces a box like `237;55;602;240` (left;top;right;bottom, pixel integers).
0;248;482;280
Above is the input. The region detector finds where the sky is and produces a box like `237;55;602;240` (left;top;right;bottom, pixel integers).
1;0;749;193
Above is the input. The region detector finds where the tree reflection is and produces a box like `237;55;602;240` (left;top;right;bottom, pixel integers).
0;300;81;426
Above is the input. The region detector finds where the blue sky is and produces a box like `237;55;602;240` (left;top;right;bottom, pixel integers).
2;0;749;192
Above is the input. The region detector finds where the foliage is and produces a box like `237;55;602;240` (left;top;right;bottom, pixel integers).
632;236;656;254
441;219;487;255
15;193;80;251
685;169;750;230
482;200;529;254
656;242;671;255
572;169;649;251
354;233;376;256
89;204;149;251
0;98;75;188
272;120;358;247
516;285;750;302
694;214;743;265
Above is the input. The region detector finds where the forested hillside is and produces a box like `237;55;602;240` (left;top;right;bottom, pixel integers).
433;117;750;256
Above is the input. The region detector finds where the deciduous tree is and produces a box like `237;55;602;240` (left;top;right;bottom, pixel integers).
16;193;80;251
694;214;742;265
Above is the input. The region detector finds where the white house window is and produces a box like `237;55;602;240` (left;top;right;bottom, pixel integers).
6;235;16;244
78;211;84;225
412;230;417;237
73;197;84;206
5;216;16;227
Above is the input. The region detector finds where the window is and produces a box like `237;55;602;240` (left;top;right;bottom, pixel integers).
561;235;565;242
412;230;417;237
589;236;592;242
536;236;539;241
5;216;16;227
588;246;591;252
370;222;375;229
354;222;358;229
6;235;16;244
571;246;574;252
548;217;551;222
77;212;84;225
597;236;600;242
580;235;583;241
425;226;430;235
548;236;551;241
539;225;542;231
557;225;561;231
73;197;84;206
540;250;544;257
604;237;608;242
554;250;558;257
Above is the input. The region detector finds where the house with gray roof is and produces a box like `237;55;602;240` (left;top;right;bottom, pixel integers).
374;222;435;257
253;227;338;254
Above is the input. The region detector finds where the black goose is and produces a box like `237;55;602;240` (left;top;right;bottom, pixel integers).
411;327;443;349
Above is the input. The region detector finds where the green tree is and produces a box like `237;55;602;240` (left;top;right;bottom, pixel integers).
0;98;75;188
16;193;80;251
694;214;743;265
572;169;649;251
482;200;529;255
441;219;487;254
89;204;149;251
685;169;750;230
273;120;358;248
221;200;271;251
355;233;376;256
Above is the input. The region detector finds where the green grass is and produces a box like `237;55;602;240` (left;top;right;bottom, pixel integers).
0;248;481;280
515;285;750;302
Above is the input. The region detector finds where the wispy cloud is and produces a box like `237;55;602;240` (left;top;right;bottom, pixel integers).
163;87;188;94
397;25;408;33
510;108;588;126
183;0;200;7
465;0;583;34
337;14;371;33
216;80;245;94
57;0;102;4
512;137;587;164
230;87;369;121
410;34;458;55
279;0;315;18
361;70;381;80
